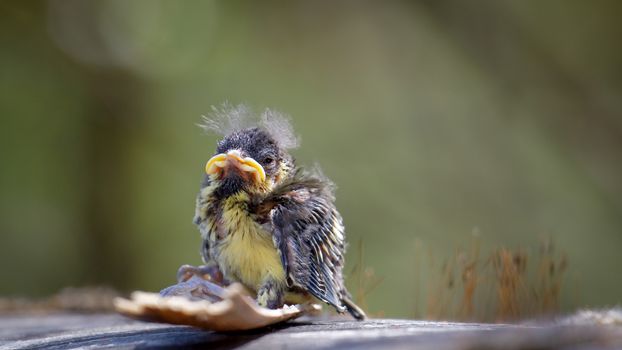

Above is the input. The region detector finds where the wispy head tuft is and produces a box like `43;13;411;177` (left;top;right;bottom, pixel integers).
260;109;300;149
199;103;300;149
199;103;254;136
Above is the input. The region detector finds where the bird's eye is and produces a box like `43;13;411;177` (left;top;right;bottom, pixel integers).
263;157;274;165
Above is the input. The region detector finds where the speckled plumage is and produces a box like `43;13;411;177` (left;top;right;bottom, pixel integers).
193;105;365;319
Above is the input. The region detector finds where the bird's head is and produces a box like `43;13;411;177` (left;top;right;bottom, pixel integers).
201;105;298;197
206;127;293;196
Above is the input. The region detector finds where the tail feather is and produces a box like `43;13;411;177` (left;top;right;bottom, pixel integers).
341;297;366;320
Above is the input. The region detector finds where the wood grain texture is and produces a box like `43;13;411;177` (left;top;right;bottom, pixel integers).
1;314;621;349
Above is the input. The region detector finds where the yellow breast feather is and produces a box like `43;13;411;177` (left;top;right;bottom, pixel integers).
218;193;285;291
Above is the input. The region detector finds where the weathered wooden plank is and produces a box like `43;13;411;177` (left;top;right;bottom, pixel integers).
1;314;621;349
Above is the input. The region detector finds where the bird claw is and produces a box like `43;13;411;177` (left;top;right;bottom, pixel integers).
159;275;227;302
176;263;227;284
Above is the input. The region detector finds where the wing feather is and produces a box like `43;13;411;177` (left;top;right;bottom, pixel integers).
269;186;347;312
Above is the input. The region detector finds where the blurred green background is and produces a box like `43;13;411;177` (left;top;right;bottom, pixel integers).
1;1;621;319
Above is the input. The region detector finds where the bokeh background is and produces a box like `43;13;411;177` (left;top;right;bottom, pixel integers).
1;1;621;320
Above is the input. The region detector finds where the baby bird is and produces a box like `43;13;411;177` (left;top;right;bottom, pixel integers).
193;105;365;320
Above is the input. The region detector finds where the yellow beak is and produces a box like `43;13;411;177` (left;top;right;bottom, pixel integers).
205;150;266;183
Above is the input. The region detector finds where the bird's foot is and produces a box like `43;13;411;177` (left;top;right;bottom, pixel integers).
257;280;284;309
160;275;227;302
176;263;227;284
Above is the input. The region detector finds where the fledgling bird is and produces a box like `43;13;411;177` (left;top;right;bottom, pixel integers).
193;104;366;320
